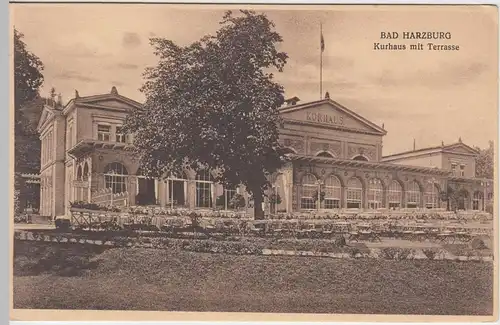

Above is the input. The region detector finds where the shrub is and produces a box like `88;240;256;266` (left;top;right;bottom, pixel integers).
347;247;361;258
229;194;246;210
380;247;414;260
422;248;439;260
471;238;487;250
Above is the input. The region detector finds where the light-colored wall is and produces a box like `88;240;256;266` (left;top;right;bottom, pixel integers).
443;152;476;178
280;122;383;161
76;106;129;143
382;152;444;169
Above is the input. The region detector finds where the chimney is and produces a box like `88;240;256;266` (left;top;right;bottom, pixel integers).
413;138;416;151
441;140;444;147
285;96;300;106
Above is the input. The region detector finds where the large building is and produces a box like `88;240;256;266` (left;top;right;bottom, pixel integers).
37;87;494;218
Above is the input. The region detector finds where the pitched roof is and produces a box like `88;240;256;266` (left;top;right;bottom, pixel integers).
279;98;387;136
382;141;479;160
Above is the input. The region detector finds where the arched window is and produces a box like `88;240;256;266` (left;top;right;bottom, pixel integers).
406;181;421;208
83;163;89;181
346;177;363;209
324;175;341;209
301;173;317;209
424;181;440;209
368;178;384;209
353;155;368;161
388;180;403;209
76;166;83;181
472;191;483;211
104;162;128;194
196;169;213;208
316;151;334;158
281;147;297;155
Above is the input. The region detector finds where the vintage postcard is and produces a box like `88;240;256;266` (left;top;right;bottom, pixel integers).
10;2;498;322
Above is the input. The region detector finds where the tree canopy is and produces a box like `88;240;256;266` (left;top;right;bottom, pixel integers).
14;28;44;136
14;28;45;214
124;10;289;218
475;141;494;179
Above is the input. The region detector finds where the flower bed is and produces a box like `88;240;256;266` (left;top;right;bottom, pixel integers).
15;230;493;262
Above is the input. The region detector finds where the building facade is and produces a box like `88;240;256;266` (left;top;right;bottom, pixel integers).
37;87;494;218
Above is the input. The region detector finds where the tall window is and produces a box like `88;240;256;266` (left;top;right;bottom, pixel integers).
460;165;465;177
67;122;74;148
196;170;213;208
83;163;89;181
388;180;402;208
46;131;53;162
472;191;483;210
424;182;439;209
76;166;83;181
300;173;317;209
167;172;188;208
224;186;237;210
451;163;457;176
346;177;363;209
116;126;126;143
97;124;111;141
324;175;341;209
104;162;128;193
406;181;421;208
368;178;384;209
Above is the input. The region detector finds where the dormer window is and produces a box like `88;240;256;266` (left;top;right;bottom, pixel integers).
97;124;111;141
116;126;126;143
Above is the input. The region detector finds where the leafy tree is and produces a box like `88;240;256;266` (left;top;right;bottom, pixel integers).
14;28;44;136
444;186;470;211
14;28;44;214
124;10;288;219
475;141;494;179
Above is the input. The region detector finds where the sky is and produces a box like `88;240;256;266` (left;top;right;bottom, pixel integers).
11;4;498;155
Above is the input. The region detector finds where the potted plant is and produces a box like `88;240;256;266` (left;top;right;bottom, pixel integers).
312;190;326;207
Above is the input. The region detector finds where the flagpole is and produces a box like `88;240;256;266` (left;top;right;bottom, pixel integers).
320;22;323;100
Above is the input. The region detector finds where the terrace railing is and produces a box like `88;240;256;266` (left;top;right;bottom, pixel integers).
92;188;129;207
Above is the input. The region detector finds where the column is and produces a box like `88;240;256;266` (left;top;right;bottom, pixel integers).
129;176;137;206
154;179;159;205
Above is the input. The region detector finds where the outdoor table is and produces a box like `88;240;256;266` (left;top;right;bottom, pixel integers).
437;231;454;243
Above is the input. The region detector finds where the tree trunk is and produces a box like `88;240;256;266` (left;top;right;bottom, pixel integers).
252;189;265;220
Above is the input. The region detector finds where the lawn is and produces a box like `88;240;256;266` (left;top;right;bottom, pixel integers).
13;240;493;315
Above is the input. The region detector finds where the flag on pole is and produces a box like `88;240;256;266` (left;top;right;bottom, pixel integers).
320;30;325;52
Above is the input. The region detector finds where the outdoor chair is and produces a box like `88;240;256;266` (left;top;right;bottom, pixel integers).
348;227;360;242
321;224;334;239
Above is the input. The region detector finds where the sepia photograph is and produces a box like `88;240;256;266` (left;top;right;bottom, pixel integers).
10;3;498;321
